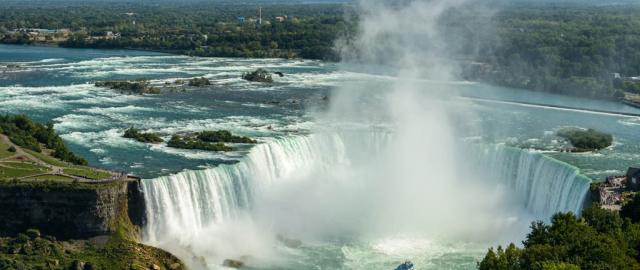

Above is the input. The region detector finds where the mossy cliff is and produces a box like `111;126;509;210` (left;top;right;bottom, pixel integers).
0;180;144;239
0;180;184;270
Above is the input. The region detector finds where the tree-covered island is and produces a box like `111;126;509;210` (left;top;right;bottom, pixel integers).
556;127;613;152
123;127;163;144
167;130;257;152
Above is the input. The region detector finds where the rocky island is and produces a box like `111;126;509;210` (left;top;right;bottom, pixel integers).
95;80;161;95
242;68;273;83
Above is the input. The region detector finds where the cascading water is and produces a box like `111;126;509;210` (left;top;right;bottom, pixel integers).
471;145;591;216
141;130;591;269
142;134;342;237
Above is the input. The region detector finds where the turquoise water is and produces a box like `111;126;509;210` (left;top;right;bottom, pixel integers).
3;44;638;179
1;44;338;178
3;44;640;269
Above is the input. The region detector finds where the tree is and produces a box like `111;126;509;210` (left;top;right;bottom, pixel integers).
622;193;640;223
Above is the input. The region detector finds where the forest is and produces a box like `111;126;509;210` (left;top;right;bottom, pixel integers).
0;2;349;60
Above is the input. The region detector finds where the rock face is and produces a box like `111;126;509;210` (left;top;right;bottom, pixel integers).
0;180;146;239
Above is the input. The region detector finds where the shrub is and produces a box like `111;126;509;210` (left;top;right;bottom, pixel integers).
7;146;16;152
25;229;40;239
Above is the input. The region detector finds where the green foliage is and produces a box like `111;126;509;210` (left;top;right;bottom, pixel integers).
479;207;640;270
0;228;184;270
166;130;256;152
0;115;86;165
167;135;233;152
0;2;349;60
123;127;163;144
540;262;580;270
477;244;521;270
196;130;257;144
95;80;160;95
621;193;640;223
7;146;15;153
442;4;640;99
582;204;624;234
242;68;274;83
25;229;40;239
187;77;211;87
556;128;613;151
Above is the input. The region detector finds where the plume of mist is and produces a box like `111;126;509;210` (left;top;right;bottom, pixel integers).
253;0;531;244
156;1;534;268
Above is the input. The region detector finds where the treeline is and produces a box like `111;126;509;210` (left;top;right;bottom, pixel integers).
479;194;640;270
453;4;640;99
0;2;350;61
0;115;86;165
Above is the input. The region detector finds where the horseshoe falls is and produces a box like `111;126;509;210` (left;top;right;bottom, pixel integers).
141;132;591;270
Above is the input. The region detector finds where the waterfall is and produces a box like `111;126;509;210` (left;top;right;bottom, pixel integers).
471;145;591;217
141;133;591;247
141;133;350;244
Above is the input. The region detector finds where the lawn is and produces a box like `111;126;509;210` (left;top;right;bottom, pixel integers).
0;162;49;179
0;139;14;159
24;149;69;167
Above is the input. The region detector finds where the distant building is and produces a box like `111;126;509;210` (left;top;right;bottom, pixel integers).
105;31;121;40
275;16;287;23
627;167;640;191
237;17;246;23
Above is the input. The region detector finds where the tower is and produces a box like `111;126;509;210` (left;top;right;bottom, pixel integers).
259;7;262;25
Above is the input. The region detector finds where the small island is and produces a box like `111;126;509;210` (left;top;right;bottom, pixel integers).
167;130;257;152
95;80;161;95
188;77;211;87
197;130;257;144
242;68;273;83
556;127;613;152
123;127;163;144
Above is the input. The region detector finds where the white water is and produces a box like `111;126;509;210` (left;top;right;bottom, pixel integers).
470;145;590;216
141;131;590;269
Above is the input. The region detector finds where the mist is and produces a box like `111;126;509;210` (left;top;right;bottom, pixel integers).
245;0;535;256
142;0;547;269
